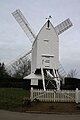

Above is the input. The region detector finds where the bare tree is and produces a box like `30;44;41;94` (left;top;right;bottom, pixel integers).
8;57;31;78
67;69;78;78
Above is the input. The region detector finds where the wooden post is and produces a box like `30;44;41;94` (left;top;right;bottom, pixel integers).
30;87;33;101
76;88;78;103
54;90;56;102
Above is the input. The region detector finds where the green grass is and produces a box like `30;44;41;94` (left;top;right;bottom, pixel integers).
0;88;30;109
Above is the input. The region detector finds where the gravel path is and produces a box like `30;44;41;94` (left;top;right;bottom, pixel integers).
0;110;80;120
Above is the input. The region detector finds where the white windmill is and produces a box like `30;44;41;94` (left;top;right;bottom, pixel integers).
12;9;72;91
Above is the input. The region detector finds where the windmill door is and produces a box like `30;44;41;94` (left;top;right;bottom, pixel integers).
42;55;54;69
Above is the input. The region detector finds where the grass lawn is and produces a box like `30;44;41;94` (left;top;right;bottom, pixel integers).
0;88;80;113
0;88;30;110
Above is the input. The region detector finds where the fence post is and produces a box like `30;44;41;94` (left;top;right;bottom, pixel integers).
30;87;33;101
54;90;56;102
75;88;79;103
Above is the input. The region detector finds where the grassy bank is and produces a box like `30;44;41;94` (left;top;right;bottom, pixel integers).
0;88;30;109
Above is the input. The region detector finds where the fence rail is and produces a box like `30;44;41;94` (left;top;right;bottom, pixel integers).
31;88;80;103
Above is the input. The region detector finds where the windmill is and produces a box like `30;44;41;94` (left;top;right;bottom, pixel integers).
12;9;72;91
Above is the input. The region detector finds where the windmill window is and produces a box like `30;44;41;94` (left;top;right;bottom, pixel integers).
45;66;49;67
45;59;50;63
44;39;49;42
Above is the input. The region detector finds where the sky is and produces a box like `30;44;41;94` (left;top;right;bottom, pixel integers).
0;0;80;77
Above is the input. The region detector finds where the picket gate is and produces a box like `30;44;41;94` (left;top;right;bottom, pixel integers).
31;88;80;103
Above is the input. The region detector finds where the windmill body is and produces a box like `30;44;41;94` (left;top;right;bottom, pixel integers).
25;20;59;90
12;9;73;90
32;20;59;73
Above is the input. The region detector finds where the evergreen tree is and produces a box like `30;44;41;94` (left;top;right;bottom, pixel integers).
0;62;10;78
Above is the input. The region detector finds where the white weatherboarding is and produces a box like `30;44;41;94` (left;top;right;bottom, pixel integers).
12;9;72;91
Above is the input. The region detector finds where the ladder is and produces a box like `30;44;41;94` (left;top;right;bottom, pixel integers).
41;59;60;90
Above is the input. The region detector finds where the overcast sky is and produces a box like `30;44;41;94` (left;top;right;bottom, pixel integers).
0;0;80;77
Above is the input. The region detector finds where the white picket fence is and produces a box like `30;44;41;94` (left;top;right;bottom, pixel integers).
30;88;80;103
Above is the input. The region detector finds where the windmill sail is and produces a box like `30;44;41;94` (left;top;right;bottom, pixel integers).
55;18;72;35
12;9;36;43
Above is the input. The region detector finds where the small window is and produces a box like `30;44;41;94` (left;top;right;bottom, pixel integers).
45;59;50;63
44;39;49;42
45;66;49;67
